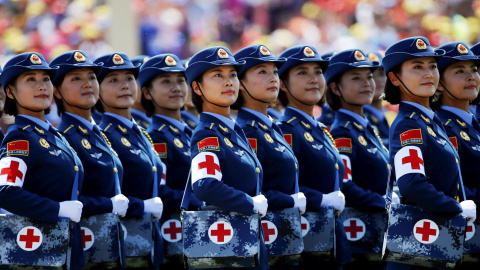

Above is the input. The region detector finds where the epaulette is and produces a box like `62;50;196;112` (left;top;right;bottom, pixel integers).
246;119;258;128
444;119;454;128
204;122;219;132
155;124;167;133
282;116;299;126
20;124;33;133
405;111;420;121
102;123;114;134
339;120;353;131
61;124;76;135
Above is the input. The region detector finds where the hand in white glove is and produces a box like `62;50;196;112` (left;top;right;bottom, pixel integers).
59;201;83;223
252;194;268;217
460;200;476;223
291;192;307;214
383;192;400;205
111;194;129;217
321;191;345;213
144;197;163;219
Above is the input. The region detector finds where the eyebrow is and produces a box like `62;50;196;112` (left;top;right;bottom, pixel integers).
23;71;48;77
208;68;236;73
410;60;437;64
67;71;96;76
105;71;134;78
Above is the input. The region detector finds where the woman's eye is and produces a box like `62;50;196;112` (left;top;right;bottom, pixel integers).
298;71;306;75
162;79;171;84
258;70;266;74
231;73;237;78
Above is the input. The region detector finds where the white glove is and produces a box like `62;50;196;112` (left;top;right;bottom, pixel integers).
291;192;307;214
111;194;129;217
144;197;163;219
460;200;476;223
59;201;83;223
252;194;268;217
383;192;400;205
321;191;345;213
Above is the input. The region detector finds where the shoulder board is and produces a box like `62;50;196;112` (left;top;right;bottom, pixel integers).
246;120;258;128
103;123;114;134
405;111;420;120
339;120;353;131
204;122;219;132
156;124;166;133
283;116;299;126
444;119;454;128
62;124;76;135
21;124;33;133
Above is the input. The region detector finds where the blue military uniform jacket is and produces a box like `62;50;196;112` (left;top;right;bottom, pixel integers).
316;104;336;129
181;110;199;131
278;107;352;264
99;113;164;218
91;109;102;124
236;108;298;210
389;102;462;214
267;107;282;123
0;115;85;269
329;109;389;211
57;112;124;217
189;112;263;215
364;105;390;148
147;114;203;213
132;109;151;130
436;107;480;205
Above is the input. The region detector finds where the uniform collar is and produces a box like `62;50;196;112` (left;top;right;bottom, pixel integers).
64;112;95;130
18;114;50;130
338;108;368;128
440;106;473;126
203;112;235;130
154;114;187;132
286;106;318;127
103;112;134;129
402;101;435;119
240;107;272;127
363;105;385;121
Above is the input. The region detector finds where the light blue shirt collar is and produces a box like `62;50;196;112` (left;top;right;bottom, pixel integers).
364;105;385;121
18;114;50;130
65;112;95;130
440;106;473;125
155;114;187;132
402;101;435;119
338;108;369;128
203;112;236;130
103;112;135;129
241;108;272;127
287;106;318;127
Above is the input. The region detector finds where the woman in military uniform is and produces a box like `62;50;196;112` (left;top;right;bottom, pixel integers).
49;50;129;267
0;52;85;269
276;45;351;269
324;49;392;270
232;44;306;268
382;37;476;270
470;43;480;122
185;46;269;269
93;52;165;268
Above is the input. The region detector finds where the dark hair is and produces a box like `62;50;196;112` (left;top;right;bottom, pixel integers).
52;76;67;116
140;79;156;117
191;76;204;113
4;82;51;116
278;72;326;108
94;99;105;113
382;65;402;104
325;75;342;111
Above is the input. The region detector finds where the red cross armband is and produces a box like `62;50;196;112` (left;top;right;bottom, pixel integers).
191;152;223;186
0;157;27;188
394;145;425;181
339;154;352;182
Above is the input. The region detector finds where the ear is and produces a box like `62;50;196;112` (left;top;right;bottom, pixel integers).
6;85;14;100
53;86;62;99
239;80;246;92
192;81;203;97
436;80;445;92
279;80;288;92
142;87;152;100
388;72;401;87
329;82;342;97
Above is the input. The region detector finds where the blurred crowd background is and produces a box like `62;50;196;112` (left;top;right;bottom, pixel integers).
0;0;479;124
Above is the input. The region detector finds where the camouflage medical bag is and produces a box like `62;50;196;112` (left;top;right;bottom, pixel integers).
160;211;183;265
301;206;335;261
121;213;154;268
80;213;124;269
261;207;303;266
461;220;480;262
382;203;466;269
0;215;71;268
341;207;388;261
181;209;260;269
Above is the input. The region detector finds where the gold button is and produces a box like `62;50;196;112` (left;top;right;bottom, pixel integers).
74;166;79;171
114;168;118;173
256;167;260;173
335;164;339;170
153;166;157;172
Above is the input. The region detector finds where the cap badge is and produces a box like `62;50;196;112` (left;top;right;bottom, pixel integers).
368;53;380;62
416;39;427;50
260;46;271;56
143;56;149;63
165;56;176;66
112;54;124;65
354;50;365;61
303;47;315;57
218;48;229;59
30;54;42;64
184;60;189;68
457;44;468;54
74;52;86;62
